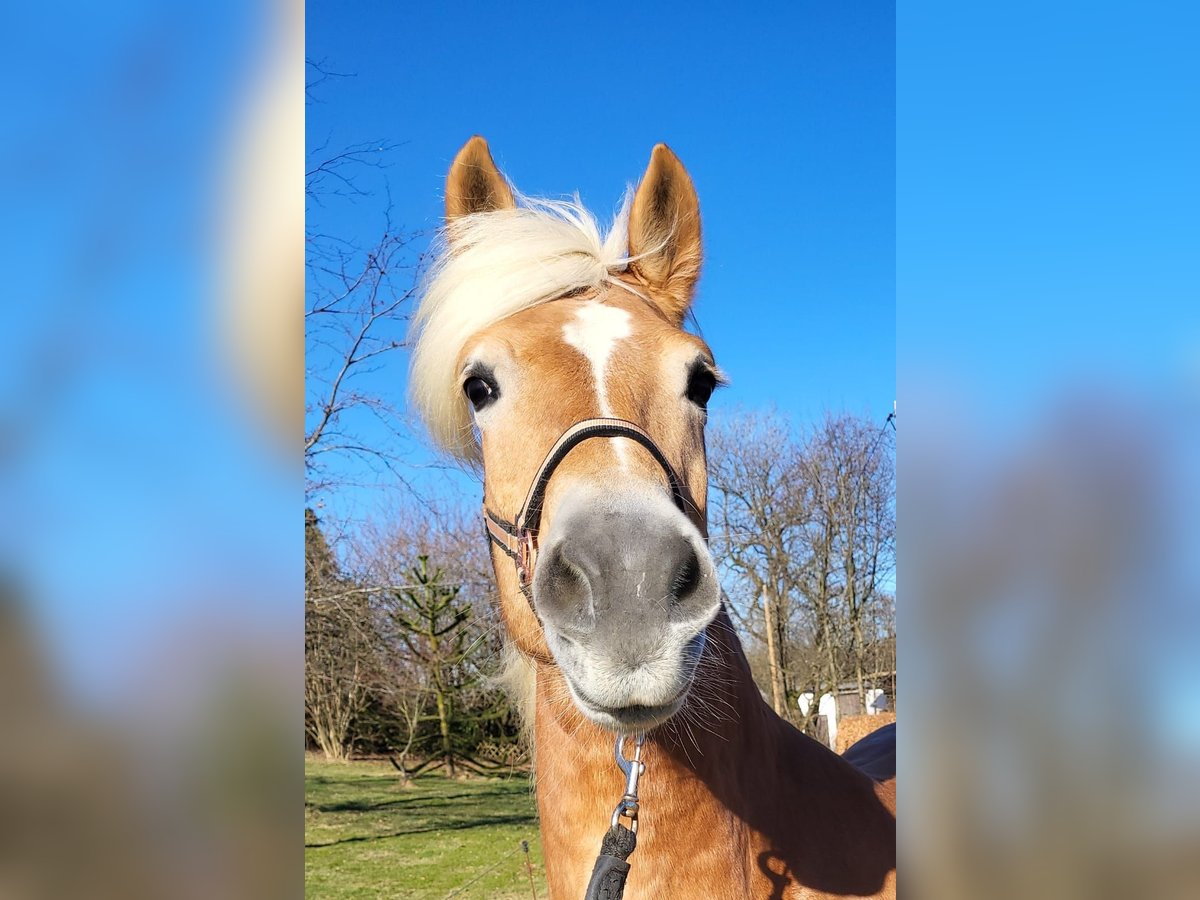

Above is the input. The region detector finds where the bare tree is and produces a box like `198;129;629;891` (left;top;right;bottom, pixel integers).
387;672;431;783
709;411;808;720
305;508;380;759
792;454;844;729
801;414;896;708
709;410;896;728
304;224;420;497
304;59;423;499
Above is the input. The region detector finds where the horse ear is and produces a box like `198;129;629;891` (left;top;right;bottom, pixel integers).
445;135;516;220
627;144;702;324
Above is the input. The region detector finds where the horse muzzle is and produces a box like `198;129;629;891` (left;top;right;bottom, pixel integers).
531;488;720;732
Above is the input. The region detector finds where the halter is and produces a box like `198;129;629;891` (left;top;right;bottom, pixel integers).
481;417;690;600
481;417;689;900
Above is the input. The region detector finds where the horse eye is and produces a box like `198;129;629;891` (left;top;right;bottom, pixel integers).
463;376;496;411
686;369;717;409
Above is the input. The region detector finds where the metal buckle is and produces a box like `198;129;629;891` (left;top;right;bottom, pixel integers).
610;733;646;833
516;530;537;586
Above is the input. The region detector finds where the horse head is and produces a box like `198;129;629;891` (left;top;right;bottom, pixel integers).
411;137;723;733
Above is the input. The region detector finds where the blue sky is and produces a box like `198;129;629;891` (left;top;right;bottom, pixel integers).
898;3;1200;419
306;2;896;523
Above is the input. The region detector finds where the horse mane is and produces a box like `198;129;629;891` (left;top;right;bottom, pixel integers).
409;190;638;460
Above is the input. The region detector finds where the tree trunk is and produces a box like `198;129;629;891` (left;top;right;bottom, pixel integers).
846;554;868;709
313;712;349;761
434;686;455;777
426;612;457;778
761;590;787;717
823;606;839;714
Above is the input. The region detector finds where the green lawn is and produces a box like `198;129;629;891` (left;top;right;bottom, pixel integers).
305;757;547;899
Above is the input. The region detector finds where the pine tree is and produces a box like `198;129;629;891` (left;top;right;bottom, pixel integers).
381;556;513;777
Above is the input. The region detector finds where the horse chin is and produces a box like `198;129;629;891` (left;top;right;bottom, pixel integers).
572;690;688;735
556;631;707;735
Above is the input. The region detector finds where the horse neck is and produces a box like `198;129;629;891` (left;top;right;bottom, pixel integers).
529;611;898;899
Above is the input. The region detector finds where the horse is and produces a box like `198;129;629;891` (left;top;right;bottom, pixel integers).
409;136;896;899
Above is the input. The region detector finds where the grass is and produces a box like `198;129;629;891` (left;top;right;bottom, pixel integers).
305;757;546;899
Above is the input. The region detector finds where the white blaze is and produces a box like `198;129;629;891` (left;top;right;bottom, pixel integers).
562;302;632;465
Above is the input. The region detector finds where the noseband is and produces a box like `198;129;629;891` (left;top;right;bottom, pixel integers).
482;417;690;599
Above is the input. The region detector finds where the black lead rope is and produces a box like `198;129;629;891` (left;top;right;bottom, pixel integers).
583;824;637;900
584;734;646;900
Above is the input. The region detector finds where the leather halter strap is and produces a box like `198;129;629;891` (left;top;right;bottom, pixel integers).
482;418;690;597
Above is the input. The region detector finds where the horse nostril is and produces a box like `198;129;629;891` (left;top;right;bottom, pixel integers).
535;543;595;631
669;548;703;605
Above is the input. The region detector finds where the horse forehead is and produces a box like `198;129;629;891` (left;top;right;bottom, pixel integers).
561;302;632;367
481;296;695;375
